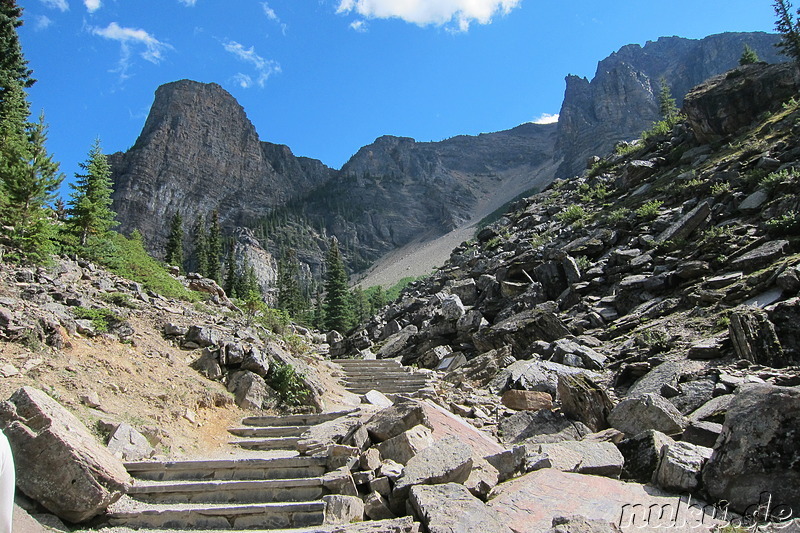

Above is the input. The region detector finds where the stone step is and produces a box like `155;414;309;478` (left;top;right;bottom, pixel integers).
125;457;328;482
240;410;356;428
228;426;311;438
106;500;326;530
332;360;404;367
334;369;412;376
343;377;428;384
345;386;426;394
127;477;326;504
230;437;301;451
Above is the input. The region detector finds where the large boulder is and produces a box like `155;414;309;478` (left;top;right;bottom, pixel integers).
0;387;131;523
653;441;712;493
616;430;674;483
409;483;512;533
533;440;624;478
607;393;686;437
702;384;800;514
499;409;590;445
365;401;430;442
391;436;473;505
557;373;614;432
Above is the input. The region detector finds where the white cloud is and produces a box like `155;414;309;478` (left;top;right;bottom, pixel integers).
222;40;281;88
40;0;69;12
336;0;522;31
84;0;101;12
532;113;559;124
261;2;278;21
232;73;253;89
349;19;367;32
178;0;197;5
90;22;172;79
35;15;53;30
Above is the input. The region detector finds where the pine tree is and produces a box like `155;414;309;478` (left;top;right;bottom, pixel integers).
67;139;117;246
192;215;208;276
350;286;370;323
0;109;63;262
0;0;34;119
207;210;221;282
277;248;305;318
657;78;678;120
739;44;760;66
312;290;325;330
223;252;237;297
323;237;352;333
774;0;800;64
368;286;386;315
165;211;183;269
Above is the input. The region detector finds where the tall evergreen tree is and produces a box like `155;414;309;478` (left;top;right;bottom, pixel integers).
67;139;116;246
277;248;305;318
165;211;183;269
0;109;62;261
223;252;237;297
657;78;678;120
368;286;386;315
774;0;800;64
192;215;208;276
350;286;370;324
739;44;760;65
0;0;34;119
323;237;352;333
207;210;221;282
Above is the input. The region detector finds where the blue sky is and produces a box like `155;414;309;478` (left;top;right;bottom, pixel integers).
19;0;775;189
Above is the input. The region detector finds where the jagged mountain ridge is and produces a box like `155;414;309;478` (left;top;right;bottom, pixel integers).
555;31;784;179
109;31;784;284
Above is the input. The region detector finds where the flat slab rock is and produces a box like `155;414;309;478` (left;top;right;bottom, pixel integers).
410;483;511;533
489;469;725;532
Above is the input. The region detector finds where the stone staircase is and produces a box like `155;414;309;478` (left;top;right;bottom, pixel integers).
332;359;432;397
103;411;354;530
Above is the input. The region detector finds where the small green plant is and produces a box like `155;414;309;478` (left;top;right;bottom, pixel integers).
614;141;642;156
282;333;311;355
575;256;592;271
72;306;121;333
761;168;799;192
641;114;684;141
266;361;309;407
529;231;554;248
578;183;612;203
636;200;663;221
587;158;613;178
605;207;631;225
256;307;291;335
486;236;502;250
99;292;138;309
710;182;732;196
556;205;588;225
766;210;800;236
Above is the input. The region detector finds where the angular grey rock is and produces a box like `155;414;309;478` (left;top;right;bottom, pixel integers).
729;239;789;272
465;458;500;500
365;401;431;442
106;423;154;462
0;387;131;523
499;409;590;445
240;346;270;377
669;378;716;415
409;483;512;533
533;440;624;478
322;466;358;497
183;325;221;347
484;445;526;483
440;294;466;321
626;361;681;398
653;441;712;493
616;430;674;483
655;201;710;246
682;420;723;449
363;491;395;520
377;459;404;480
500;390;553;412
557;373;614;432
378;325;418;359
391;436;473;504
323;494;364;524
363;390;393;408
702;384;800;514
474;309;570;357
729;306;786;368
226;370;276;410
376;424;434;465
491;359;600;396
738;189;769;212
607;393;686;437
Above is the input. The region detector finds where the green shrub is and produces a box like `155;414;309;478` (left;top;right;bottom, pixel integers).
578;183;612;203
761;168;799;192
587;158;613;178
710;182;732;196
636;200;663;221
266;362;309;407
641;114;684;141
556;205;588;225
256;307;291;335
605;207;631;225
766;210;800;236
83;232;198;301
99;292;138;309
72;306;121;333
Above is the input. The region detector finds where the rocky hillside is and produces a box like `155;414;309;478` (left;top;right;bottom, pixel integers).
329;60;800;521
109;33;782;285
555;32;783;179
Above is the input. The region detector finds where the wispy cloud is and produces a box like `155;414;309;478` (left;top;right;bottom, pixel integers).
83;0;101;12
90;22;172;79
222;40;281;88
261;2;288;35
349;20;367;32
532;113;559;124
178;0;197;6
40;0;69;12
35;15;54;30
336;0;522;31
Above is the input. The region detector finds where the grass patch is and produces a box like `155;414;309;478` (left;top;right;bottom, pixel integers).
72;306;121;333
636;200;663;221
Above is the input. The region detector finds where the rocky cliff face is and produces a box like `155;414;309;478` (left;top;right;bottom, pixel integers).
554;32;784;179
108;80;335;252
